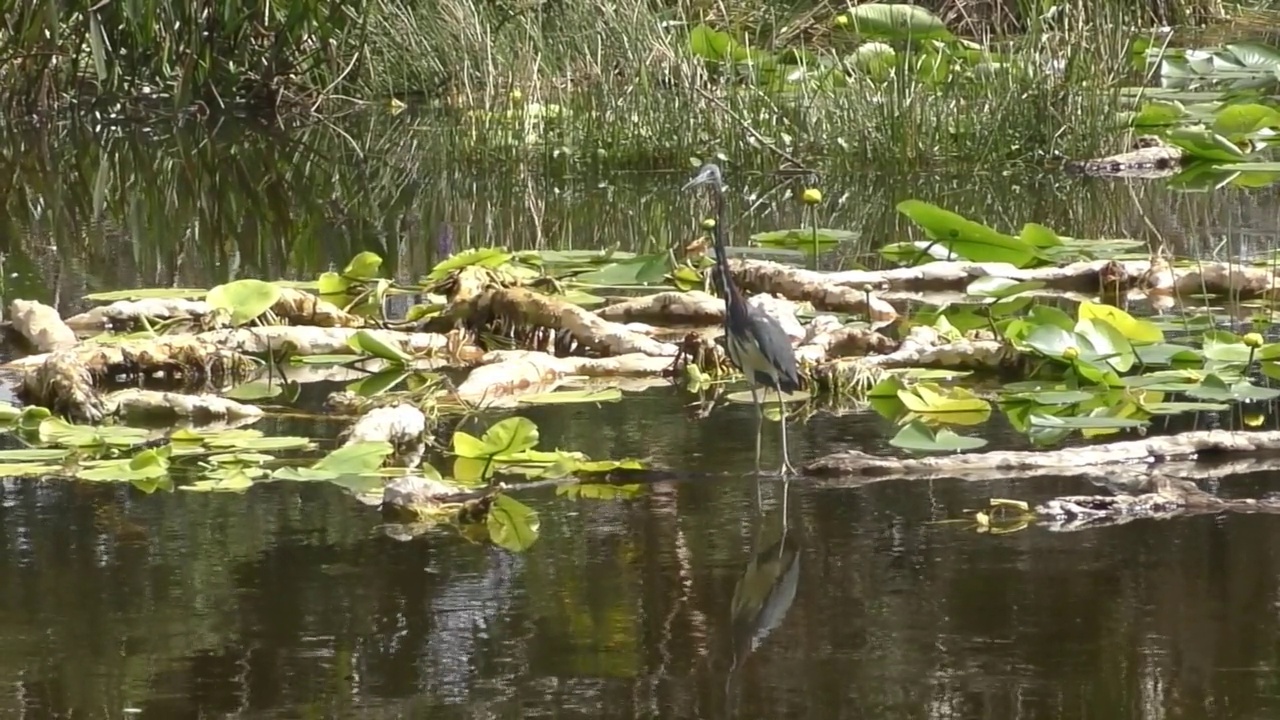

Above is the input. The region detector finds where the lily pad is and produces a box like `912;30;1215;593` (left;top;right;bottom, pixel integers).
896;200;1039;267
517;388;623;405
486;494;541;552
453;417;540;459
889;421;987;453
206;279;282;326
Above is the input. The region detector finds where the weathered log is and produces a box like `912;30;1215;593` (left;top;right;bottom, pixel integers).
445;287;678;358
340;404;428;469
9;300;77;352
806;429;1280;477
741;256;1277;299
453;350;670;406
105;389;264;423
597;291;724;325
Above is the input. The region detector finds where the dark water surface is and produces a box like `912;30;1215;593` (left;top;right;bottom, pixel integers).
5;118;1280;718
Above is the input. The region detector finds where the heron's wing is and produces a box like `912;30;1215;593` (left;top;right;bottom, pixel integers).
744;305;801;392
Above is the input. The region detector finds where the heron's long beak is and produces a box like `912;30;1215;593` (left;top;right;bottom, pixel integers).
682;165;722;191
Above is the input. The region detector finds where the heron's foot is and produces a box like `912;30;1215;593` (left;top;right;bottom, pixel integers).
777;459;798;477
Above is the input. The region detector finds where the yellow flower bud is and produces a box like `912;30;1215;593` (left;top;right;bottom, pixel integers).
1243;332;1264;349
802;187;823;205
1245;412;1266;427
701;218;716;230
1062;346;1080;361
509;88;524;102
834;13;850;27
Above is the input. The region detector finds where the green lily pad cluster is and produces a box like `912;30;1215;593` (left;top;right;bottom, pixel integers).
687;4;1017;92
0;397;646;553
871;290;1280;452
881;200;1144;269
1124;40;1280;187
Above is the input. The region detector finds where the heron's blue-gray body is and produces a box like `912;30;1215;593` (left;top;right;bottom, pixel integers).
685;163;801;475
723;296;800;396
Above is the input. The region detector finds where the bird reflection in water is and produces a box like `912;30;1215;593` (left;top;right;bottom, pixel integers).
725;478;801;711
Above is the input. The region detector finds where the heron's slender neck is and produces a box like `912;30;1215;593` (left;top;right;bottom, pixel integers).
711;186;746;314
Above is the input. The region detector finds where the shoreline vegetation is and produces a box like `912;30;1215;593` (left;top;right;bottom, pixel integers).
0;0;1267;165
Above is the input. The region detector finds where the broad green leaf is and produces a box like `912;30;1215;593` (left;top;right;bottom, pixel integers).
314;441;395;475
845;3;954;41
347;330;412;364
901;384;988;417
573;254;670;287
1075;318;1135;372
1142;401;1231;414
1211;103;1280;140
317;271;350;297
896;200;1039;267
346;370;409;397
206;279;282;326
1224;42;1280;70
486;494;541;552
343;252;384;280
965;277;1045;298
426;248;513;281
1166;127;1246;162
38;418;149;448
1186;375;1280;402
1018;223;1064;249
180;471;255;492
223;380;283;401
889;421;987;453
750;228;855;246
1132;99;1187;127
557;483;645;500
1077;302;1163;344
0;448;70;462
480;417;539;457
0;463;60;476
1023;325;1077;358
517;388;623;405
0;402;20;422
82;288;208;302
1028;413;1149;429
1011;390;1096;405
688;23;737;62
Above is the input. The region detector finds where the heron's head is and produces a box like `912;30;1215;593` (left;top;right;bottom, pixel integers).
682;163;724;192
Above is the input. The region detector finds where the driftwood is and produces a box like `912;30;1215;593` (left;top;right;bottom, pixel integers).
105;389;264;423
9;300;77;352
452;350;671;406
753;256;1276;298
339;403;428;470
807;430;1280;528
438;286;679;358
597;291;724;325
806;429;1280;477
64;288;363;333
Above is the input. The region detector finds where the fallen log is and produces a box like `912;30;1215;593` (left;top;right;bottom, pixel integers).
9;300;77;352
452;350;671;406
105;389;264;424
736;256;1278;299
806;429;1280;477
441;287;678;358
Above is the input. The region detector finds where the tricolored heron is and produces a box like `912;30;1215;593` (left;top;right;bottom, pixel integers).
683;163;801;476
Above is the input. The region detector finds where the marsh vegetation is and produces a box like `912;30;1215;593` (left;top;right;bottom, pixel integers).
5;0;1280;716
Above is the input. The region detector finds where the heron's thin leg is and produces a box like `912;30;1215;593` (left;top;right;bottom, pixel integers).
749;383;763;475
778;389;796;476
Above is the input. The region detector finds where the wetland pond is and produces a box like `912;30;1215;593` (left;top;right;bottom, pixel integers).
4;118;1280;719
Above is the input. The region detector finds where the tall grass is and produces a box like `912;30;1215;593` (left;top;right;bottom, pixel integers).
0;0;1231;163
